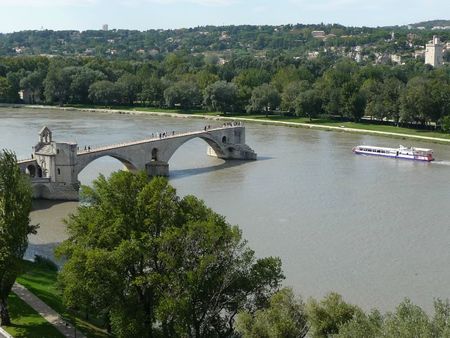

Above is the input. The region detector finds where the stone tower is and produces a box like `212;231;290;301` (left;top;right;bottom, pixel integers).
425;36;444;68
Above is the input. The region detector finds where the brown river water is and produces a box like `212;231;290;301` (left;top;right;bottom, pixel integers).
1;107;450;312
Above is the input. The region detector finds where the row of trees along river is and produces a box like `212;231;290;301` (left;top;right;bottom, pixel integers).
1;54;450;131
2;150;450;337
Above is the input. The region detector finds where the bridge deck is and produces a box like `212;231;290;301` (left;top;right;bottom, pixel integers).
76;125;241;155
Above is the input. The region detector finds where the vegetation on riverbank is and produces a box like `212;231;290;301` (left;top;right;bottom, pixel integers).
16;259;109;338
9;256;450;338
2;292;63;338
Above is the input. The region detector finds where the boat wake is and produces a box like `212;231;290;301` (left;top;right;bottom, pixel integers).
432;160;450;166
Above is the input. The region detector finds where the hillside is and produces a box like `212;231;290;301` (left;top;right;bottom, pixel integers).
1;23;448;60
410;19;450;29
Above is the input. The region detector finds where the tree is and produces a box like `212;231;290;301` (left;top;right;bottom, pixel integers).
0;150;35;325
335;310;383;338
88;80;120;105
116;73;141;105
164;81;202;109
246;84;281;115
0;77;14;103
306;292;361;338
281;81;309;113
44;65;77;104
295;89;322;121
139;76;166;107
69;67;106;103
400;77;432;125
203;81;239;114
19;70;46;103
236;287;309;338
56;172;284;337
383;299;433;337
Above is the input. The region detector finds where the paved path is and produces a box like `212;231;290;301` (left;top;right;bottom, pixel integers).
12;283;86;338
0;327;12;338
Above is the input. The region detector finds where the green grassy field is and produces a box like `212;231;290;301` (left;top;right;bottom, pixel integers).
16;260;110;338
2;292;64;338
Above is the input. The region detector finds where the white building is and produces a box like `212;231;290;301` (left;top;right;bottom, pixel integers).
425;36;444;68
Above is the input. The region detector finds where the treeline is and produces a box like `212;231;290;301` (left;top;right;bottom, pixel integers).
1;54;450;129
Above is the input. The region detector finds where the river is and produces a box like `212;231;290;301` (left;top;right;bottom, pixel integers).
1;107;450;312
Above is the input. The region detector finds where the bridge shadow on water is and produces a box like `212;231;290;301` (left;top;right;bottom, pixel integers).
169;156;273;180
32;199;77;211
25;242;65;267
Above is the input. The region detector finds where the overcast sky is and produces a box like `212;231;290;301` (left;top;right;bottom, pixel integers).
0;0;448;33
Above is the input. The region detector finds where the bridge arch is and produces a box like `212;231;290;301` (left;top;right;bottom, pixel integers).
33;184;51;199
160;134;227;164
26;164;43;178
76;152;138;176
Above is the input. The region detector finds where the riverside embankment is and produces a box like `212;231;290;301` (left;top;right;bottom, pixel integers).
2;103;449;144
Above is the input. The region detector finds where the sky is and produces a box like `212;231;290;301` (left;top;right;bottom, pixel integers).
0;0;448;33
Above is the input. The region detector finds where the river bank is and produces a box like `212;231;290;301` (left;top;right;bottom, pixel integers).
2;103;450;145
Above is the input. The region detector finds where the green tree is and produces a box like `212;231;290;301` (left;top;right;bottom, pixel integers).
57;172;284;337
19;70;46;103
69;67;106;103
0;77;14;102
0;150;35;325
88;80;120;105
44;65;77;104
383;299;433;338
295;89;322;120
203;80;239;114
281;81;309;113
336;310;383;338
306;292;361;338
236;287;308;338
400;77;432;125
246;84;281;115
164;81;202;109
116;73;142;105
139;76;166;107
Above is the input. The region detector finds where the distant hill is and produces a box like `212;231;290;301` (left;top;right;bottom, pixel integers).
409;20;450;28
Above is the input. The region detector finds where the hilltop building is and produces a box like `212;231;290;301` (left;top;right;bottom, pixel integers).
425;36;444;67
102;24;108;31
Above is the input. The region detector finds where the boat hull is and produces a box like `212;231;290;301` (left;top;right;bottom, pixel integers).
353;150;434;162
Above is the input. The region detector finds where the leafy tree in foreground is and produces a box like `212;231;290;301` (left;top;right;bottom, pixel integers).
0;150;35;325
56;172;284;337
236;287;309;338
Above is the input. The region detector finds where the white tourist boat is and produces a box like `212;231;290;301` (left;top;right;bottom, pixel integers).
352;145;434;162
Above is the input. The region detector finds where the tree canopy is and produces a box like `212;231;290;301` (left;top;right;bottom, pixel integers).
0;150;35;326
56;172;284;337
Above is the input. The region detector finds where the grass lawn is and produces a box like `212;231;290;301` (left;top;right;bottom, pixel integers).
16;260;110;338
2;292;64;338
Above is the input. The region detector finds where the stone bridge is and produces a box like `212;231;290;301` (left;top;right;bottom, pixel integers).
18;125;257;200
